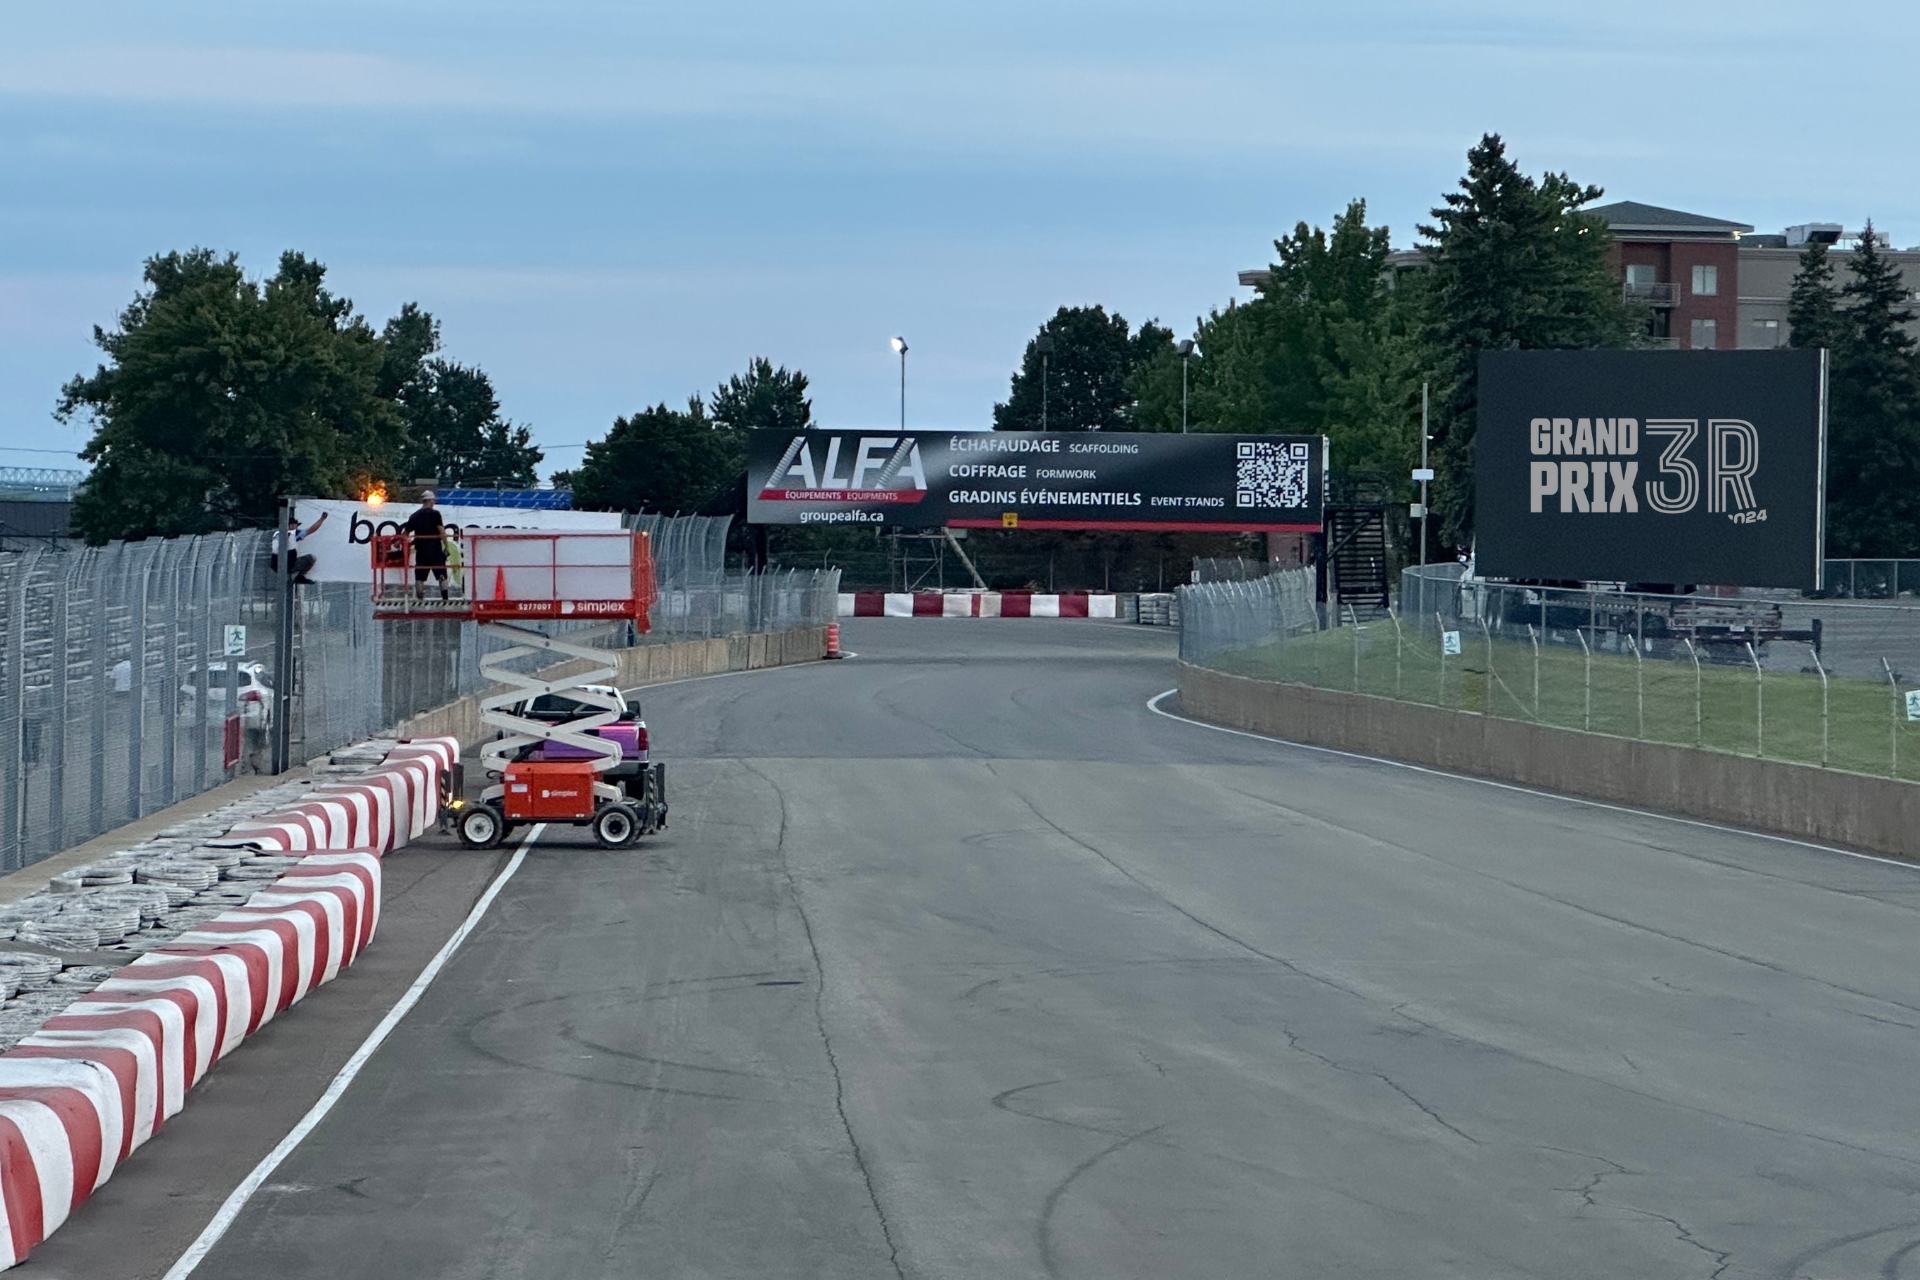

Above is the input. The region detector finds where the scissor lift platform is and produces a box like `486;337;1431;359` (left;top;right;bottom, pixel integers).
372;530;664;848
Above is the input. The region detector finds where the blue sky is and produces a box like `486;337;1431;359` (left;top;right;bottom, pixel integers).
3;0;1914;477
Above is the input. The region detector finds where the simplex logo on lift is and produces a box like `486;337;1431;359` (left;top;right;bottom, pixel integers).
1476;349;1827;590
758;434;930;504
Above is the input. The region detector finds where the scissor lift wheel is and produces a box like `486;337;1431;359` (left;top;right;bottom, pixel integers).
592;803;642;848
458;802;506;850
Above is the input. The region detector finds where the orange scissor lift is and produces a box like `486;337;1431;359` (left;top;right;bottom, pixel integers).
372;528;662;849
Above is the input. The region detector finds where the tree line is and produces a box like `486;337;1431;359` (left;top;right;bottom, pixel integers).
1786;229;1920;556
989;134;1638;553
61;250;543;544
59;133;1919;557
991;133;1919;558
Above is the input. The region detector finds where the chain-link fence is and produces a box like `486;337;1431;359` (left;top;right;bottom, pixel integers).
1183;561;1920;782
376;516;840;717
1177;569;1323;666
0;515;839;872
0;533;278;872
631;513;731;588
1819;559;1920;599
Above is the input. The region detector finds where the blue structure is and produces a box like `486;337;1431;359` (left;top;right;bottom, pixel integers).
437;488;573;510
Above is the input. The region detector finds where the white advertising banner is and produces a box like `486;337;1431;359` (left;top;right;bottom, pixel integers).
286;499;623;583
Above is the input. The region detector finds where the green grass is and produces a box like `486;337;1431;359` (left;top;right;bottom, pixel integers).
1211;623;1920;781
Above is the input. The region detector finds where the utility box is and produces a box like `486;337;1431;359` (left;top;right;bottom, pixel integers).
502;761;598;821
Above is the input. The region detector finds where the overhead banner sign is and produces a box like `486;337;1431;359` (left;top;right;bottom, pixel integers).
745;430;1326;531
288;499;623;583
1475;349;1827;589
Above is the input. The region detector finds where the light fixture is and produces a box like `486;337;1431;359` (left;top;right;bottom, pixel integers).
891;337;908;429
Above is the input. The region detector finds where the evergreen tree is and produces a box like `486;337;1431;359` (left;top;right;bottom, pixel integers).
1825;223;1920;555
1128;200;1422;489
994;306;1167;431
1418;134;1639;546
1786;241;1843;353
709;357;813;433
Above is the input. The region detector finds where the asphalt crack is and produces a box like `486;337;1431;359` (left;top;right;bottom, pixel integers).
1278;1021;1482;1146
742;760;908;1280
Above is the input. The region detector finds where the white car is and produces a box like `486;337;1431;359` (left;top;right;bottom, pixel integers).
179;661;274;725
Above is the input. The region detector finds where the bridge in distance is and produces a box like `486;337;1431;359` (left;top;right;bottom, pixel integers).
34;619;1920;1280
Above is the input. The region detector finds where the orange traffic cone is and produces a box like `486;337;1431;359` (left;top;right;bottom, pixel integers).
825;621;843;659
492;566;507;601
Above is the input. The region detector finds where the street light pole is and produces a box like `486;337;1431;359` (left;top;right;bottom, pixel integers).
1419;380;1430;567
1177;339;1196;434
1035;332;1053;431
891;336;908;431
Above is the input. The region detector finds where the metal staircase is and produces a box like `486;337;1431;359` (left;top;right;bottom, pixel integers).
1324;505;1391;616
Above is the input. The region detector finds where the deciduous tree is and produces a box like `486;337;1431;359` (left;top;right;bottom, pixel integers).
60;249;400;543
566;399;739;515
994;306;1169;431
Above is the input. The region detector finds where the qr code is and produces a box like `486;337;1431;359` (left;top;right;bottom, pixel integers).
1235;441;1310;508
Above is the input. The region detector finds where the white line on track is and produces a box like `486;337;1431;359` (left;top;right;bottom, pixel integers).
1145;688;1919;872
161;823;547;1280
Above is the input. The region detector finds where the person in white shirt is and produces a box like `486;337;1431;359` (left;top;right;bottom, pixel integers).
270;509;330;583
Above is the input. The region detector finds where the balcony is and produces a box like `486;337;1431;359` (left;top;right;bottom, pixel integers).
1623;281;1678;307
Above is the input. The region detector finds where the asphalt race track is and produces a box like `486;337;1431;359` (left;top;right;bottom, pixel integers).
35;620;1920;1279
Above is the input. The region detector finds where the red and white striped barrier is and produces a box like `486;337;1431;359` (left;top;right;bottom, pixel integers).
838;592;1118;619
0;737;453;1269
220;738;455;854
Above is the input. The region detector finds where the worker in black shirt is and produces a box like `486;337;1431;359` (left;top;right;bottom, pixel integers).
402;491;450;600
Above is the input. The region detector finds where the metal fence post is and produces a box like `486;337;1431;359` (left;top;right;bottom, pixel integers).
1;551;39;870
128;544;150;819
1480;616;1493;715
1633;641;1644;740
1435;610;1446;706
1390;607;1403;699
88;549;108;833
1884;657;1899;778
1528;623;1540;718
1809;645;1829;767
1576;627;1592;732
1347;605;1360;693
271;500;296;774
1746;641;1763;757
46;558;69;854
1685;638;1702;748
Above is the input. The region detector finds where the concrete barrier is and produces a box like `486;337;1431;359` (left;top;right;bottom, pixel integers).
1178;662;1920;860
390;628;828;749
0;738;456;1269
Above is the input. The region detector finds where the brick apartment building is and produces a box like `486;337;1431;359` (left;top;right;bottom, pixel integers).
1242;201;1920;351
1594;200;1920;350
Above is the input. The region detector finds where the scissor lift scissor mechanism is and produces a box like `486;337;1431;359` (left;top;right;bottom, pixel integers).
371;529;662;848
